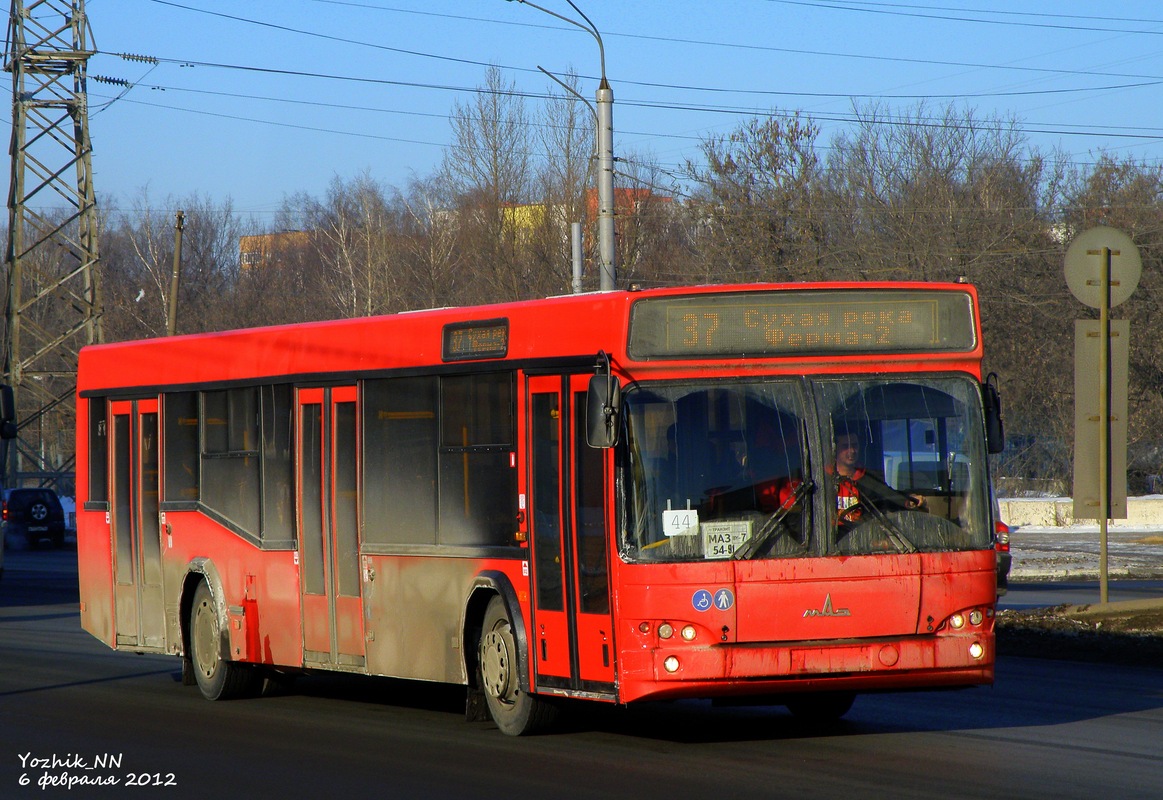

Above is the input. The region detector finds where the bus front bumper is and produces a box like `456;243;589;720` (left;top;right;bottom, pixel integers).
617;631;995;703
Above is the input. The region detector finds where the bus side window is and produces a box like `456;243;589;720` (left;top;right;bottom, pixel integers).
261;384;295;546
439;374;516;547
363;377;439;546
163;392;198;503
88;397;109;505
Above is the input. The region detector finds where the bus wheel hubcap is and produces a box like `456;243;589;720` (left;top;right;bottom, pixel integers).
193;602;217;677
480;630;512;701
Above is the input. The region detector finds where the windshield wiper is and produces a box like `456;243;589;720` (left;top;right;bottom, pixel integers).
734;479;814;560
857;493;918;554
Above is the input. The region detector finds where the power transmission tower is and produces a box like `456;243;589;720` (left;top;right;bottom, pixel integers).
3;0;102;492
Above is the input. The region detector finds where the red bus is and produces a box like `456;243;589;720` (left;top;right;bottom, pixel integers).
76;282;1003;734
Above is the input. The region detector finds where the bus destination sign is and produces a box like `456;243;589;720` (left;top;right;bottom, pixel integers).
628;289;976;359
442;318;509;362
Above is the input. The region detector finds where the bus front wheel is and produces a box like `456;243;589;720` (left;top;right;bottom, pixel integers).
189;580;259;700
478;596;557;735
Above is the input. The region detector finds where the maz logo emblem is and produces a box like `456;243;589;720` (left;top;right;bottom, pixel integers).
803;594;851;618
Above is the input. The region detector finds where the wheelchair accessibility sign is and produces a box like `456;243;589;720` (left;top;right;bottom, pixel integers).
691;588;735;612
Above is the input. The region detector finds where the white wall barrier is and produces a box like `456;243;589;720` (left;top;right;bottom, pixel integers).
997;496;1163;528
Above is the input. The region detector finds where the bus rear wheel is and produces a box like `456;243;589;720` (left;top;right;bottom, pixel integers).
478;596;557;735
189;581;259;700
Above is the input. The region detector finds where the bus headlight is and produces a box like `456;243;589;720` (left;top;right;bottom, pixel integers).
663;656;680;673
969;609;984;626
969;642;984;660
658;623;674;640
681;625;697;641
949;613;966;630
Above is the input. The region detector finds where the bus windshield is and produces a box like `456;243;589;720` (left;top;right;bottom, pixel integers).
619;377;991;562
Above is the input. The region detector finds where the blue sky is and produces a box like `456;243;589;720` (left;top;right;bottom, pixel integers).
47;1;1163;219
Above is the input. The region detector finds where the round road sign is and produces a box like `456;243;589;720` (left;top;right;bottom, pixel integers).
1064;226;1141;308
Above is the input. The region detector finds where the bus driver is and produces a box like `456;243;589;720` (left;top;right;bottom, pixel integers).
829;429;925;528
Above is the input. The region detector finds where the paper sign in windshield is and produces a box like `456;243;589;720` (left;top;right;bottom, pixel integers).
702;520;752;559
662;507;698;537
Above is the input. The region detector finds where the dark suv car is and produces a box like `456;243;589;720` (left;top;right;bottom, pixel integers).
3;488;66;548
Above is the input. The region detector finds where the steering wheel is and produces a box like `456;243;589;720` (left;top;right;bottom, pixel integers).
837;501;863;526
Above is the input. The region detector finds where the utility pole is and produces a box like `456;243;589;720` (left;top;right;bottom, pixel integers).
167;211;185;336
595;72;615;291
507;0;616;290
3;0;102;491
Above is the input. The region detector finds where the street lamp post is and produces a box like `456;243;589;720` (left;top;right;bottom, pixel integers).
507;0;616;290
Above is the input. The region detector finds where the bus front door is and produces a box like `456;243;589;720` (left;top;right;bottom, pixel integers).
110;398;164;649
526;374;616;697
297;386;366;668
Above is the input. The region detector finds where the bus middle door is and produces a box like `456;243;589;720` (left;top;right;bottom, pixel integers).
297;386;366;668
109;398;164;649
526;374;615;698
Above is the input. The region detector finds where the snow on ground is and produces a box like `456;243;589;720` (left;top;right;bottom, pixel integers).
1010;524;1163;581
996;496;1163;581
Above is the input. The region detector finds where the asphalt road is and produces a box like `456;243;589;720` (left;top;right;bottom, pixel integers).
1000;580;1163;610
2;548;1161;799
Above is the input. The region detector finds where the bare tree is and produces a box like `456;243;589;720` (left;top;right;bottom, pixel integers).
178;194;251;332
533;70;593;289
442;66;534;302
107;190;179;339
683;112;823;283
611;150;684;288
822;102;1048;281
99;191;246;339
305;173;402;318
394;173;468;310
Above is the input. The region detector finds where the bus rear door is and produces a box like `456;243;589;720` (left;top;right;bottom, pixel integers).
525;374;615;698
297;386;366;668
109;398;164;649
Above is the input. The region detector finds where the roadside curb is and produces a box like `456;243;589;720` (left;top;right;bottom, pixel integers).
996;625;1163;667
996;598;1163;667
1065;598;1163;617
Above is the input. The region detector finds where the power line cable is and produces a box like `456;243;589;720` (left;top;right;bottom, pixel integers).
112;54;1163;144
122;0;1163;172
765;0;1163;36
144;0;1163;99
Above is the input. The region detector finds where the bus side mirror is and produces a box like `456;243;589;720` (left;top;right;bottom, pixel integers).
586;372;621;449
0;384;15;440
983;374;1004;455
